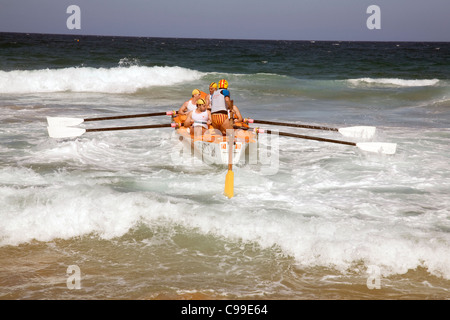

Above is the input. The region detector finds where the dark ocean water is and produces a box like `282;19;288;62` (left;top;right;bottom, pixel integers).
0;33;449;300
1;33;449;79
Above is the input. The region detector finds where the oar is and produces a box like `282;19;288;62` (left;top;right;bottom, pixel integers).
246;119;376;139
47;111;177;127
252;128;397;155
224;106;235;199
47;123;179;139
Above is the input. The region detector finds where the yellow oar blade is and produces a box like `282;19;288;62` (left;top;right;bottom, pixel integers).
224;169;234;198
224;127;235;199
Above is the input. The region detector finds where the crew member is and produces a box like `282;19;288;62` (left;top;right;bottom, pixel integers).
205;82;217;111
184;98;212;136
210;79;233;135
178;89;202;115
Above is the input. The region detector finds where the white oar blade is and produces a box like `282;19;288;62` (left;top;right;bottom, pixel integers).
356;142;397;155
47;116;84;127
339;126;376;139
47;126;86;139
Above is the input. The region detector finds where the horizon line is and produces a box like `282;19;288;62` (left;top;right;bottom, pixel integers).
1;31;449;44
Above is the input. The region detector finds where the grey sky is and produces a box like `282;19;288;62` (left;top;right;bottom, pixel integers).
0;0;449;41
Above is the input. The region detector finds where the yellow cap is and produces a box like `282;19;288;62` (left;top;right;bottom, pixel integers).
192;89;201;96
196;98;206;105
209;82;218;89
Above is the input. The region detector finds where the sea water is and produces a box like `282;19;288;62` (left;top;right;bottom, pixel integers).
0;33;449;299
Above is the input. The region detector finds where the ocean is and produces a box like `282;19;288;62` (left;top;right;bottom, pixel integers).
0;32;449;300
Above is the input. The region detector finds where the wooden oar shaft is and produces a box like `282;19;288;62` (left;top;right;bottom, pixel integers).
84;111;175;122
234;126;395;154
249;119;339;132
265;129;357;146
228;103;235;171
86;123;174;133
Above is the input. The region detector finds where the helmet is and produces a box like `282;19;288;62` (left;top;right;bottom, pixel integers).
218;79;228;89
209;82;218;89
196;98;206;105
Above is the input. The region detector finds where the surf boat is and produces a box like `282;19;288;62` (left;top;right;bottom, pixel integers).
172;114;257;165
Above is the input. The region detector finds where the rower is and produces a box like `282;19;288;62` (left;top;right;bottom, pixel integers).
210;79;234;135
205;82;217;111
178;89;203;115
184;98;212;137
230;103;243;123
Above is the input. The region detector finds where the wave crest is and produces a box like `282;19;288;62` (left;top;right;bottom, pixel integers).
348;78;440;87
0;65;204;94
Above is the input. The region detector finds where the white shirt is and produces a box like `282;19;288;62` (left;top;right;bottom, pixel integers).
191;110;209;129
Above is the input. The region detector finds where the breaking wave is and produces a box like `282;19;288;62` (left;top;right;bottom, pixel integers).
348;78;440;87
0;65;204;94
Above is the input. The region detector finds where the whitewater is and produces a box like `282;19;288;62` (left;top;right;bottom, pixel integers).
1;33;449;299
0;65;204;94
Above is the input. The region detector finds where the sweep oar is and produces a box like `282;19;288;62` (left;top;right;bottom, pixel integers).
47;111;177;127
224;130;235;198
246;119;376;139
252;128;397;155
224;108;235;199
47;123;179;139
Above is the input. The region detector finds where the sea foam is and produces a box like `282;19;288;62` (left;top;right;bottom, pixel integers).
0;65;204;94
348;78;439;87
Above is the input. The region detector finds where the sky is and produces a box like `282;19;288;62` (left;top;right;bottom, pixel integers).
0;0;449;42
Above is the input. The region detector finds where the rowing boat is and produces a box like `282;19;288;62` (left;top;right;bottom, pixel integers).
46;110;397;198
172;114;257;165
